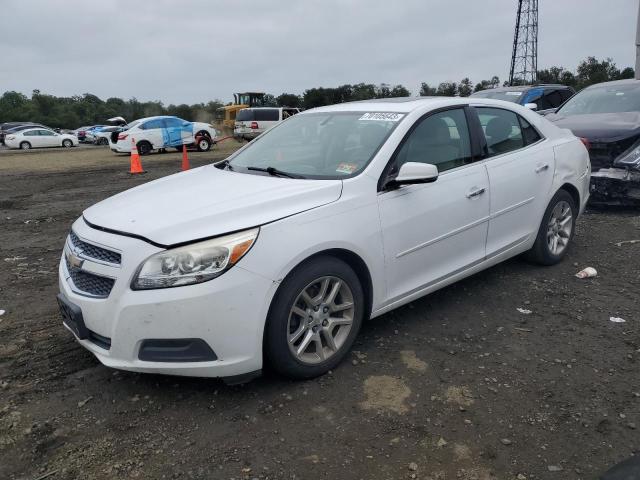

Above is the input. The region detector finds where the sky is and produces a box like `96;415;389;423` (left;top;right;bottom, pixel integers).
1;0;637;105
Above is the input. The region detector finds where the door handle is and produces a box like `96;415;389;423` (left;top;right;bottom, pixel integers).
466;187;486;199
535;164;549;173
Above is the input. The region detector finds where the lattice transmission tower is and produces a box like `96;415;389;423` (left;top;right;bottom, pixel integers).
509;0;538;85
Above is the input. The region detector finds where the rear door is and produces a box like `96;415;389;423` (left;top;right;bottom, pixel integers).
37;129;58;147
472;106;554;256
139;119;164;148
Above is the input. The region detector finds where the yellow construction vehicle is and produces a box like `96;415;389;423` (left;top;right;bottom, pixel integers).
216;92;265;129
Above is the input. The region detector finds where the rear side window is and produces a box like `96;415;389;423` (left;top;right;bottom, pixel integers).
23;130;37;136
477;107;525;157
254;109;279;121
141;119;164;130
519;116;542;145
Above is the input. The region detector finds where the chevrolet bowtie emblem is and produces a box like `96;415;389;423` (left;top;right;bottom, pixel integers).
66;250;84;271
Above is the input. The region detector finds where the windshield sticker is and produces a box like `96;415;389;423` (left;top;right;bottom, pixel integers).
359;112;404;122
336;162;358;174
505;92;522;96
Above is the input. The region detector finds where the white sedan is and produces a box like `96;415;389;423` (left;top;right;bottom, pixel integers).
109;115;217;154
5;127;78;150
58;97;589;382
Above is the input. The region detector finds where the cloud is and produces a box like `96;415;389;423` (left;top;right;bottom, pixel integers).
0;0;636;104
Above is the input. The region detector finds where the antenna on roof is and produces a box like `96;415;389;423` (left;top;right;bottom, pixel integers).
509;0;538;86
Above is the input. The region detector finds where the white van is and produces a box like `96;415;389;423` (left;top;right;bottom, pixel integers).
234;107;300;141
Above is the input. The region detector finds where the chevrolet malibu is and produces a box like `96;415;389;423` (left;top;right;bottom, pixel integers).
58;97;590;383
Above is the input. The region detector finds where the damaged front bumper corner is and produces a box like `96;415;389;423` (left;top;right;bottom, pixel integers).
590;168;640;206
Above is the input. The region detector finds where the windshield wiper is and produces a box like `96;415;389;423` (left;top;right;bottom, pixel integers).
217;159;233;171
246;166;305;179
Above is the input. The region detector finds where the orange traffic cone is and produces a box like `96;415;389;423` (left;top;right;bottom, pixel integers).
129;138;145;174
181;144;190;171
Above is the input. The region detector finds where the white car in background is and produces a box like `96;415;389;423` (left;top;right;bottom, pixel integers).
5;127;78;150
234;107;300;141
109;115;217;155
58;97;589;383
93;126;123;146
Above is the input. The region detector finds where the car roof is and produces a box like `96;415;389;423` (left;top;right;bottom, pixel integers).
131;115;177;123
307;96;526;114
584;78;640;89
473;84;570;94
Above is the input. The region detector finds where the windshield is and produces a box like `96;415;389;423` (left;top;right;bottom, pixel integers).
471;90;523;103
227;111;403;179
558;83;640;115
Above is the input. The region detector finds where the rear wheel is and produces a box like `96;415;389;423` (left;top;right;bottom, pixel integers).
62;139;73;148
137;141;152;155
264;256;364;379
20;141;31;150
526;189;577;265
98;137;108;146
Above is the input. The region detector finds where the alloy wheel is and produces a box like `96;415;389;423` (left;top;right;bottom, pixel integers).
547;200;573;255
287;276;354;364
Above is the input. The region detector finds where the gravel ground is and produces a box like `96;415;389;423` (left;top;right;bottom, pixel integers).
0;147;639;480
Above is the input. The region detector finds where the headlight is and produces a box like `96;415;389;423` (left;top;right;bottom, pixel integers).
614;140;640;169
131;228;259;290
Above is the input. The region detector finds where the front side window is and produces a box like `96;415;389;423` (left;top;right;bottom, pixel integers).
477;107;525;156
393;108;472;173
163;117;186;128
227;112;402;179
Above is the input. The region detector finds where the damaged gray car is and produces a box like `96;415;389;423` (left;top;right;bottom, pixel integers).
546;79;640;206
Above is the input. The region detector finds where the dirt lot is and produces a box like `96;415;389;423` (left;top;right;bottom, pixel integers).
0;146;639;480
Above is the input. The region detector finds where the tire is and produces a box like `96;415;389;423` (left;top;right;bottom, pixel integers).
20;141;31;150
264;256;364;379
196;137;211;152
526;189;577;265
98;138;108;146
174;146;183;152
137;141;152;155
62;139;73;148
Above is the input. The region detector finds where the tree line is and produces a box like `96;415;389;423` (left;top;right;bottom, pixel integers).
0;56;633;129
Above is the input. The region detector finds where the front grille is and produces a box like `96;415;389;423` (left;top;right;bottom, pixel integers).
69;231;121;265
65;257;115;298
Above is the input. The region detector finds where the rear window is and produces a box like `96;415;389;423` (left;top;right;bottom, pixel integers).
236;109;254;121
237;109;279;122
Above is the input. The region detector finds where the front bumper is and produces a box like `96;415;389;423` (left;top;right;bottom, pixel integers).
58;218;276;378
590;168;640;206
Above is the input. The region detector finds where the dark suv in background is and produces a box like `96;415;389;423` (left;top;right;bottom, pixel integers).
470;84;575;115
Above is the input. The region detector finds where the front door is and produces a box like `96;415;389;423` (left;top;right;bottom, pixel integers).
378;108;490;305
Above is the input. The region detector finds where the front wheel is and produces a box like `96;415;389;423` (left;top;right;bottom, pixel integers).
62;139;73;148
526;189;577;265
196;137;211;152
264;256;364;379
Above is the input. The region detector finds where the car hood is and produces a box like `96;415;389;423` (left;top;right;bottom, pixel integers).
83;165;343;246
546;111;640;142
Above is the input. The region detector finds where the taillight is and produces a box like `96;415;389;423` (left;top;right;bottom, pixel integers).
117;133;128;141
250;121;259;130
579;137;590;150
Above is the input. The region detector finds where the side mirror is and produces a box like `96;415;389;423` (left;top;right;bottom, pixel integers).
524;102;538;110
389;162;439;188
